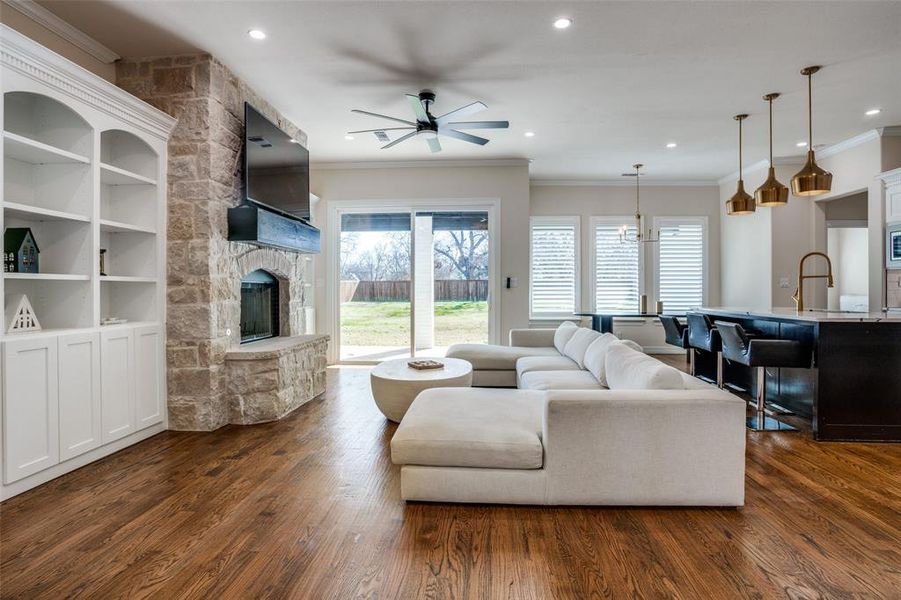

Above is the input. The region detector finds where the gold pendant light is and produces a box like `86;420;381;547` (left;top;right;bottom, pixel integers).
755;93;789;206
791;66;832;197
726;114;755;215
619;163;658;244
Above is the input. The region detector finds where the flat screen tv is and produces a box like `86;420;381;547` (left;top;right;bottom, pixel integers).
244;102;310;221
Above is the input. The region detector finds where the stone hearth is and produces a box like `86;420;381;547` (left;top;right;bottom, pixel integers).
226;335;328;424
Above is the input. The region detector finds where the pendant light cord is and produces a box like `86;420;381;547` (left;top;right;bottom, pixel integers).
769;97;774;163
808;72;813;147
738;118;743;179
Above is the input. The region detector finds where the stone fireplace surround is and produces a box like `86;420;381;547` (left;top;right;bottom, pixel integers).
117;54;328;430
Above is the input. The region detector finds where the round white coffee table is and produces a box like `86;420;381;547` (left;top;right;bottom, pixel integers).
370;357;473;422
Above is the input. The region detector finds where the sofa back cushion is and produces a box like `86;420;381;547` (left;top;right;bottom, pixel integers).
553;321;579;354
562;327;601;368
582;333;620;386
605;342;685;390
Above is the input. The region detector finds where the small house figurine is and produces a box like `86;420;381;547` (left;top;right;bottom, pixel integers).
4;227;40;273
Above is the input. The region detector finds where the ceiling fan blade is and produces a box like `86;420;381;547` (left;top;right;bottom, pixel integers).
427;137;442;153
406;94;430;123
351;109;416;126
435;101;487;124
381;130;419;149
445;120;509;129
438;128;489;146
347;127;416;134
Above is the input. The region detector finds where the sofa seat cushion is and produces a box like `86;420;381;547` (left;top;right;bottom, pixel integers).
516;355;581;379
519;370;605;391
446;343;560;371
391;388;545;470
605;342;685;390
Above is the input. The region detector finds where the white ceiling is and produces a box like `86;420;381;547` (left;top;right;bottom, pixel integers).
40;0;901;181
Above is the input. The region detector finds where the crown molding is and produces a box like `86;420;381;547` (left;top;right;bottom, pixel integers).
530;178;716;188
1;0;120;63
312;158;530;170
716;156;804;186
1;24;176;140
878;126;901;137
816;129;880;160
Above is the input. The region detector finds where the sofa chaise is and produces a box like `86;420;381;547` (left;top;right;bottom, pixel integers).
391;323;747;506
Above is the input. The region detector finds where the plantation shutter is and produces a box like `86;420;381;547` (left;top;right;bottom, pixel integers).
530;218;578;317
593;221;640;311
658;219;705;312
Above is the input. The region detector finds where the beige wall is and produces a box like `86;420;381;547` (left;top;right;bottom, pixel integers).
310;163;531;354
823;192;868;221
1;7;115;81
530;183;720;350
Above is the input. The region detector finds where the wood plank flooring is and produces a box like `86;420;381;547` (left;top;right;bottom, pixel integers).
2;360;900;599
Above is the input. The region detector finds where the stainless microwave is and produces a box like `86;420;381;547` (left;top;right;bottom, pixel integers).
889;223;901;268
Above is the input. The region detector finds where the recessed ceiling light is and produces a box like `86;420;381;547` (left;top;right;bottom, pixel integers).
524;131;536;137
796;141;808;147
865;108;881;116
344;135;354;140
666;142;677;148
553;17;573;29
248;29;266;40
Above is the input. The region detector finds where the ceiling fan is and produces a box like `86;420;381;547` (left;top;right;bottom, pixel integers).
348;89;509;153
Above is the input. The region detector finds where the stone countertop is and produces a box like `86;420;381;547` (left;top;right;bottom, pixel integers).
225;334;329;360
697;307;901;324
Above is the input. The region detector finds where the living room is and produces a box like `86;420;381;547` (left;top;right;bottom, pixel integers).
1;1;899;597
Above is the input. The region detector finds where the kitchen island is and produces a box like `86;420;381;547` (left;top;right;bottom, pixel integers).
695;307;901;442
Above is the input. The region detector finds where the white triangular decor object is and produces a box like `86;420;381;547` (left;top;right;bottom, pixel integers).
5;294;42;333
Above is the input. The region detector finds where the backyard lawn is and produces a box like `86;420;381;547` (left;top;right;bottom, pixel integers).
340;301;488;347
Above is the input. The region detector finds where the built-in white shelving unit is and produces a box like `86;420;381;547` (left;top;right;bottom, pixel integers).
1;24;175;499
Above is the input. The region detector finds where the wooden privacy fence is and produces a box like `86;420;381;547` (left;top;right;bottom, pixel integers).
341;280;489;302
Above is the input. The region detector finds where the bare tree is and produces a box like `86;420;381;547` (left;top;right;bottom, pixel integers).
434;230;488;280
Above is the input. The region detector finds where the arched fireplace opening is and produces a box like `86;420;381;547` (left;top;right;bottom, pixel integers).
240;269;280;343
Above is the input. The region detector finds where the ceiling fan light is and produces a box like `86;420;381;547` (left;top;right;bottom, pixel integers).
791;150;833;196
727;180;756;215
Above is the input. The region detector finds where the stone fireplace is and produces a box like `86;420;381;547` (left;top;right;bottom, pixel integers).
117;54;328;431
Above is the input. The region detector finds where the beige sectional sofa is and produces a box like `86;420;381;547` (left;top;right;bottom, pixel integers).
391;323;747;506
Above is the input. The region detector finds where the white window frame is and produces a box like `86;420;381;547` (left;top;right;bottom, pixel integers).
529;216;581;320
589;216;646;312
652;216;709;311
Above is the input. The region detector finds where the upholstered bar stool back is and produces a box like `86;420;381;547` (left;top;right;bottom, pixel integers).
686;312;724;387
716;321;810;432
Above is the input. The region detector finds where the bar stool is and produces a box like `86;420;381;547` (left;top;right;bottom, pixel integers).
715;321;810;432
686;312;724;388
658;315;692;374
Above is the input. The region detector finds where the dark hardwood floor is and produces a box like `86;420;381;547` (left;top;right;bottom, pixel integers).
2;359;900;599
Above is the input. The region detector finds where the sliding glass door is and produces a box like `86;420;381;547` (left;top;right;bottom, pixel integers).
339;212;412;361
336;207;492;362
413;211;490;358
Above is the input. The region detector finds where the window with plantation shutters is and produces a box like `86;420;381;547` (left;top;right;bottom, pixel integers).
591;218;640;312
656;218;706;312
530;217;580;318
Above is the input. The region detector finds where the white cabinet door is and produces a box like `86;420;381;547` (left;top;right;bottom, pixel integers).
58;332;101;461
134;325;164;429
100;328;135;443
2;337;59;484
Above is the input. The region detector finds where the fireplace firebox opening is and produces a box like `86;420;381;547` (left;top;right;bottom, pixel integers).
240;269;280;343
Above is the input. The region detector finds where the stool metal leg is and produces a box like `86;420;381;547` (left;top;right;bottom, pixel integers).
689;348;696;377
747;367;797;431
716;351;724;389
